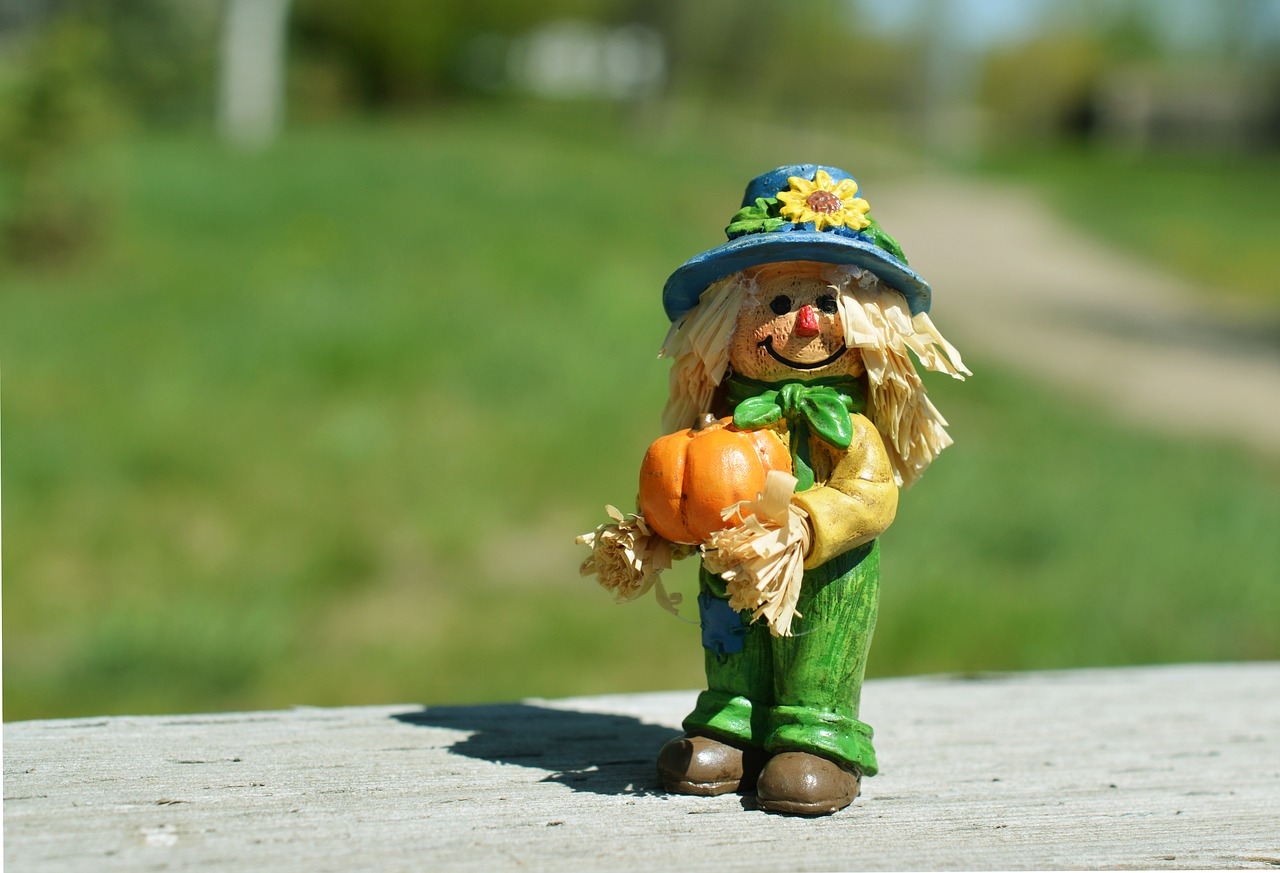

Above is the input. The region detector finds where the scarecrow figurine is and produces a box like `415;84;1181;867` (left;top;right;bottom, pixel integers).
579;165;968;816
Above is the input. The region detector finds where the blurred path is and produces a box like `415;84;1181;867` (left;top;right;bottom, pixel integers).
874;177;1280;456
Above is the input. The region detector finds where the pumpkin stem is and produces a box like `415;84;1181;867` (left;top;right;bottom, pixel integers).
691;412;717;432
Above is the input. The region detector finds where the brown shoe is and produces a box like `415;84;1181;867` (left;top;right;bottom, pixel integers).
656;734;767;796
756;751;861;815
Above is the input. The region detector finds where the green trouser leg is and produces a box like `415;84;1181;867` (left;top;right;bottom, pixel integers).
682;540;881;776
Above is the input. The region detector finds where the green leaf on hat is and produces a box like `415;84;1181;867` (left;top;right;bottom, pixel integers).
863;216;908;264
725;197;786;236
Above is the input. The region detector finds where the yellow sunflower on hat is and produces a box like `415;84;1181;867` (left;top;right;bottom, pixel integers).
776;169;872;232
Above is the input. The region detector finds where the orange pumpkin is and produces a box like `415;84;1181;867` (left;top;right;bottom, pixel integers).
639;414;791;545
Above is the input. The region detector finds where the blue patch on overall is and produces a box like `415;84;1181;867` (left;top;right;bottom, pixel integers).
698;591;747;656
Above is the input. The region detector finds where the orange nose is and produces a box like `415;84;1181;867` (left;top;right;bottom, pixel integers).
795;304;820;337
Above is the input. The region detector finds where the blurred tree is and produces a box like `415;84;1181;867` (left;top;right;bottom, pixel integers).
0;14;120;263
981;36;1104;143
287;0;887;122
653;0;853;108
53;0;221;125
1073;0;1280;150
622;0;910;136
290;0;621;107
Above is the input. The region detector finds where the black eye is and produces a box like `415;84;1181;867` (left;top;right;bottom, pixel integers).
816;294;838;314
769;295;792;316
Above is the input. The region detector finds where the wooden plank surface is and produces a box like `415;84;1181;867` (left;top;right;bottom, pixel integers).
5;663;1278;871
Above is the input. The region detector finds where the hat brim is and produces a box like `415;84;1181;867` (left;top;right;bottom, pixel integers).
662;230;931;322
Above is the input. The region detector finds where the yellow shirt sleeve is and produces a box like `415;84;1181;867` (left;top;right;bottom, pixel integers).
790;414;898;569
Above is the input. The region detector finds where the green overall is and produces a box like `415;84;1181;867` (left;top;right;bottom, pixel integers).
681;375;896;776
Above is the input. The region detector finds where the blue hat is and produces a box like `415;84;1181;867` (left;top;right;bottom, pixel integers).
662;164;931;322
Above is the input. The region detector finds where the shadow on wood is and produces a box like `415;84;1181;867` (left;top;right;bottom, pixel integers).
392;703;679;797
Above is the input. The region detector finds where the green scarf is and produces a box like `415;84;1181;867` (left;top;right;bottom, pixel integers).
724;374;865;491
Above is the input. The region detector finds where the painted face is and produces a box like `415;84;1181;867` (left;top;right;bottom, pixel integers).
728;262;864;382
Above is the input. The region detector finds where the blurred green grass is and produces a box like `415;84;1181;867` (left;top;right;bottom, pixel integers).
979;148;1280;309
4;105;1278;720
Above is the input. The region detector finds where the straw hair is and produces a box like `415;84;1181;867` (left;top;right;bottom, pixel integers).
660;264;969;488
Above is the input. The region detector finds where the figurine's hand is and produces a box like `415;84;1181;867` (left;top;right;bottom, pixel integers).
577;507;692;614
702;471;811;637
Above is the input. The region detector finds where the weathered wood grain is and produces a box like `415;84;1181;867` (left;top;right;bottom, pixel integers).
5;663;1279;871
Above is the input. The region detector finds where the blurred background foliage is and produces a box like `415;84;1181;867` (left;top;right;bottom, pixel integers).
2;0;1278;720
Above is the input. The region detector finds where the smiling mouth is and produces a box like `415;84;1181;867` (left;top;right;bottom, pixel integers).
758;336;849;371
